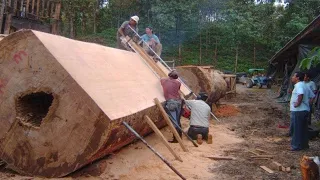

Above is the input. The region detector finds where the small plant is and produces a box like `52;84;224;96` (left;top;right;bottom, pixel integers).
299;47;320;70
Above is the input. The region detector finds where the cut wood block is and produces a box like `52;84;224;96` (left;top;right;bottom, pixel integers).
285;167;291;172
260;166;274;174
271;161;284;171
207;156;234;160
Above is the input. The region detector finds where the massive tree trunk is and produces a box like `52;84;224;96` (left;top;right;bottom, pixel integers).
0;30;171;178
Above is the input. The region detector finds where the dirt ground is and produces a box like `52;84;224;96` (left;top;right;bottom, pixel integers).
1;84;320;180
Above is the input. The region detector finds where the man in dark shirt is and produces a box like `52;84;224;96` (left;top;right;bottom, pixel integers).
117;16;139;50
160;70;182;143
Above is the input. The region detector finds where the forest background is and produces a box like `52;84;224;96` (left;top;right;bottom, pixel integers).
59;0;320;73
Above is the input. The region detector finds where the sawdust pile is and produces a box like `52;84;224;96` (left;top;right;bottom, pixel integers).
214;105;240;118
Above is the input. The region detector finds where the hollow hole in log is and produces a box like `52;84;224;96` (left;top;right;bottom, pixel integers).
16;92;54;127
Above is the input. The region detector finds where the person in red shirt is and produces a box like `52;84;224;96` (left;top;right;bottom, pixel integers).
160;70;182;143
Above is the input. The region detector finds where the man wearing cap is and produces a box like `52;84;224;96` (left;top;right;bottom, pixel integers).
141;27;162;60
117;16;139;50
160;70;182;143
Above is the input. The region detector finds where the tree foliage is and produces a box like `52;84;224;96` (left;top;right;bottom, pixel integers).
58;0;320;72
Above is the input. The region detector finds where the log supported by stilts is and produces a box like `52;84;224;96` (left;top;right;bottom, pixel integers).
175;66;227;104
0;30;174;177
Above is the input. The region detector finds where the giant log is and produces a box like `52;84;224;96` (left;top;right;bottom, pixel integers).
0;30;182;177
176;66;227;105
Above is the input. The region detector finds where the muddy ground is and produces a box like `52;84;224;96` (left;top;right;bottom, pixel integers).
1;84;319;180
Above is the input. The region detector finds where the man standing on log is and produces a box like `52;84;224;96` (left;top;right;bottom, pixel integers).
160;70;182;143
141;27;162;61
117;16;139;50
290;72;315;151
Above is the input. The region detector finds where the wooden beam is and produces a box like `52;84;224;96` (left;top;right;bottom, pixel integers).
54;1;60;19
31;0;35;14
260;166;274;174
154;98;188;152
36;0;40;16
0;0;5;33
144;115;183;162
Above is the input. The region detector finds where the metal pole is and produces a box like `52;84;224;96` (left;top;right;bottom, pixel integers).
122;121;186;180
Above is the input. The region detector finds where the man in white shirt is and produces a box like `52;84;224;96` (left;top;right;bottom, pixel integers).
290;72;315;151
182;96;212;144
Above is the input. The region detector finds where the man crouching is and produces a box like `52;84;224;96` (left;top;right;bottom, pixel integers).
182;95;212;144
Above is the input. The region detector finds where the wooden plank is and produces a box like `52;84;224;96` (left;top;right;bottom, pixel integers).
31;0;35;14
144;115;183;162
154;98;188;152
0;0;5;32
207;156;234;160
260;166;274;174
251;155;273;158
36;0;40;15
248;150;260;156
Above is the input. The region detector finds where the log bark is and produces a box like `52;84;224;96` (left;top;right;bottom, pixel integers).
176;66;227;104
0;30;169;177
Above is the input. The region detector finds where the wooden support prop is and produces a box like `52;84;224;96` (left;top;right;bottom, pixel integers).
144;115;183;162
154;98;188;152
260;166;274;174
125;36;166;78
207;156;234;160
122;122;186;180
4;14;12;34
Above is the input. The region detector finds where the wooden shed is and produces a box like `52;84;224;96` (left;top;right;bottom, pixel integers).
0;29;171;177
0;0;61;34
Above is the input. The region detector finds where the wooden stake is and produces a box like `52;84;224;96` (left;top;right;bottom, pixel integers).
122;122;186;180
31;0;35;14
144;115;183;162
26;0;30;15
36;0;40;16
154;98;188;152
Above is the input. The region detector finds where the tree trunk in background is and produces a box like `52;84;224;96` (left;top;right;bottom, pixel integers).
199;30;202;65
206;28;208;57
0;0;5;33
215;38;218;67
234;45;238;73
70;16;74;38
253;42;256;68
93;0;98;34
179;43;182;65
